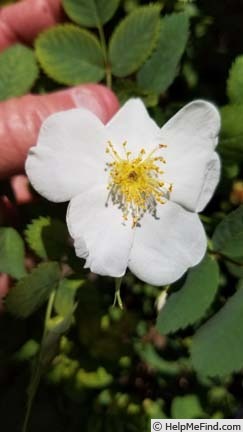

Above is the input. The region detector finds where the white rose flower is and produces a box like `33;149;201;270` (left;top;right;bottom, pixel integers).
25;99;220;286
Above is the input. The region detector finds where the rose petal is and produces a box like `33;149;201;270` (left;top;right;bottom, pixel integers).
161;100;220;211
128;200;207;286
196;152;220;212
106;98;161;156
25;108;107;202
66;186;134;277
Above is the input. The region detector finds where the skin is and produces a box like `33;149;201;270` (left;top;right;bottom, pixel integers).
0;0;63;51
0;84;119;179
0;0;120;308
0;84;119;308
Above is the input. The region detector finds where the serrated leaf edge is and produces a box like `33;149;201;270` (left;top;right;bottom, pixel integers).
137;12;190;92
24;216;51;259
109;4;161;77
6;262;61;318
63;0;121;28
35;24;105;85
0;43;39;101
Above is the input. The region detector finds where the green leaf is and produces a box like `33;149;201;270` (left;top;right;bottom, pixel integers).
62;0;120;27
25;217;68;260
221;104;243;136
212;206;243;259
137;13;189;93
226;259;243;278
191;284;243;377
156;255;219;334
109;5;161;77
123;0;139;14
227;56;243;104
35;24;105;85
0;44;38;101
115;78;159;107
6;262;60;318
0;228;26;279
135;342;181;376
219;104;243;161
54;278;83;317
171;395;205;419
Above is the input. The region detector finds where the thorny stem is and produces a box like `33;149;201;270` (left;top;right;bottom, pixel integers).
113;277;124;309
97;24;112;89
22;289;56;432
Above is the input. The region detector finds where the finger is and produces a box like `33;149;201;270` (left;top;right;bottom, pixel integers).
11;175;34;205
0;273;10;312
0;0;63;52
0;83;119;179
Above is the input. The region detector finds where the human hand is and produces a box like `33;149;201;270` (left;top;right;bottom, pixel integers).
0;0;119;308
0;84;119;179
0;85;119;309
0;0;63;52
0;0;119;179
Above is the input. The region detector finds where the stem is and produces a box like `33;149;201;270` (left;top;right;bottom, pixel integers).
164;285;170;293
22;364;41;432
98;24;107;61
210;251;243;267
44;289;56;331
113;277;123;309
22;289;56;432
106;65;112;89
97;24;112;89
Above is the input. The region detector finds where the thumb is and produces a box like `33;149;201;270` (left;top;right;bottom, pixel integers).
0;84;119;179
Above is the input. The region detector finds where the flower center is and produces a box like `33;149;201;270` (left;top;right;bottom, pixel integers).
105;140;172;228
128;170;138;181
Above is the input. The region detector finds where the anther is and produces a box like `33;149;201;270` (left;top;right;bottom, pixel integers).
105;139;171;227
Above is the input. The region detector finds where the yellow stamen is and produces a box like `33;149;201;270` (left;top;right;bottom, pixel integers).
105;141;172;227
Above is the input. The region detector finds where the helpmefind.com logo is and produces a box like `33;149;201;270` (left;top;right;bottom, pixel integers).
151;421;242;432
